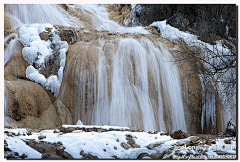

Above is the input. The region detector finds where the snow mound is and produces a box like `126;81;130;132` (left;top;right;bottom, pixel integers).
19;23;68;97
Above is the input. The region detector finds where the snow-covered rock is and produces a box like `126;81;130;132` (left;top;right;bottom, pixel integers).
19;23;68;97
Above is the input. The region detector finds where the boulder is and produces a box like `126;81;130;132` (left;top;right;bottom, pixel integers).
5;80;54;121
4;80;66;129
170;130;189;139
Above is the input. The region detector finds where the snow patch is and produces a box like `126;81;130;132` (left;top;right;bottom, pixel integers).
4;128;29;135
150;20;197;43
62;124;131;131
5;127;236;159
5;135;42;159
150;20;232;55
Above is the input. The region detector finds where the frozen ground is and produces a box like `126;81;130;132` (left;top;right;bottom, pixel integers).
4;125;236;159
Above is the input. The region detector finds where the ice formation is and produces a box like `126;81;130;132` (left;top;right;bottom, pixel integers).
22;47;38;65
19;23;68;97
76;120;83;125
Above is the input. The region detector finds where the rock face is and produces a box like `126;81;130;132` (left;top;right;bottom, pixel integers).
105;4;132;25
5;80;63;129
5;80;53;121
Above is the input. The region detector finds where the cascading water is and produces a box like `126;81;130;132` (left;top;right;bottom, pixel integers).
5;4;189;132
4;33;21;65
5;4;83;29
69;4;149;34
58;35;186;132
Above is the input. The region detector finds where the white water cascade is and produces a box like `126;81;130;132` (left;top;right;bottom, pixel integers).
58;36;187;132
4;33;21;65
5;4;83;29
5;4;188;132
70;4;149;34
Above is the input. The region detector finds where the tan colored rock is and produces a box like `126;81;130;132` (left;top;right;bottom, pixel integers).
53;100;73;125
4;80;60;128
4;13;12;30
5;101;63;129
5;80;54;120
58;29;76;44
39;31;49;41
38;104;62;129
105;4;132;26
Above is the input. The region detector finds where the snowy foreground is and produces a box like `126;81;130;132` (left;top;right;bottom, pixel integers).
4;125;236;159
